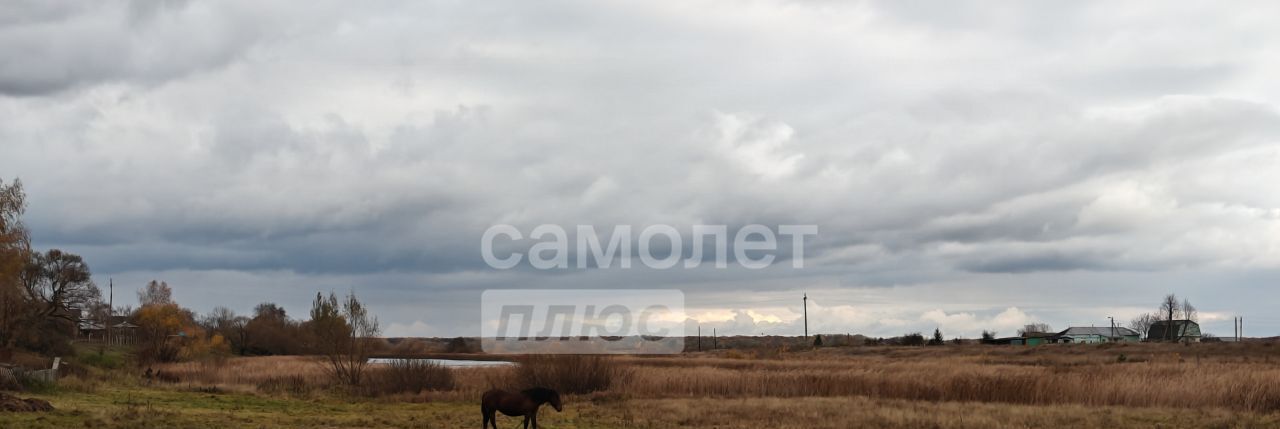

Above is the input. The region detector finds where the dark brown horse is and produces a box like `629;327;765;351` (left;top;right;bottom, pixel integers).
481;387;562;429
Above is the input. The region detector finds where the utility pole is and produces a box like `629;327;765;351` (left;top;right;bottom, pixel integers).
803;293;808;339
697;326;701;352
712;328;717;350
1108;316;1115;342
106;278;113;350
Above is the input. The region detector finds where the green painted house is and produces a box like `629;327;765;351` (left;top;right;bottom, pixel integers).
1003;331;1061;346
1059;326;1141;343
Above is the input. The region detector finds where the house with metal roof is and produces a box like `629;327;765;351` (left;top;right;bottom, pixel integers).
986;325;1141;345
1147;320;1201;342
988;330;1066;346
1058;326;1140;343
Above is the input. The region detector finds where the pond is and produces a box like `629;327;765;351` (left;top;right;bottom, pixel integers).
366;358;515;368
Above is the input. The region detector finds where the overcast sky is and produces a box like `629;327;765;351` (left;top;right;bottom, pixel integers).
3;1;1280;339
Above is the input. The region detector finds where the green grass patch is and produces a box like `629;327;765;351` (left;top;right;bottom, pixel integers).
76;351;125;370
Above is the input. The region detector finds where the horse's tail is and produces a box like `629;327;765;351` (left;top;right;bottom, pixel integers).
481;392;501;429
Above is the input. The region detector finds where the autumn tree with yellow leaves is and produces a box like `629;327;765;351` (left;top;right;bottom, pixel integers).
135;284;230;363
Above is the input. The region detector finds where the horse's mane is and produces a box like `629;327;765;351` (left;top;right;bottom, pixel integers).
521;387;558;402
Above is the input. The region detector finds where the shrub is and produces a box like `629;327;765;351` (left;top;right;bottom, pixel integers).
310;291;380;386
445;337;474;353
359;359;455;396
900;332;925;346
154;370;181;383
513;355;631;394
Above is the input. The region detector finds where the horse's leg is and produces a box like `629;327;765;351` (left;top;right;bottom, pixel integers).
531;412;538;429
522;415;529;429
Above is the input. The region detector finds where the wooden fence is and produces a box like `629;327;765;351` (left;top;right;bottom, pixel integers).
76;332;138;346
0;357;59;385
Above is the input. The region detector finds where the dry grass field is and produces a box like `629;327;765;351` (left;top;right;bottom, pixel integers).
7;341;1280;428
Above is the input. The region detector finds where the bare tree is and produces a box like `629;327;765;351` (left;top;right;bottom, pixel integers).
1018;323;1053;336
1129;313;1158;340
201;306;235;331
310;291;380;386
202;306;251;355
1160;294;1181;319
229;315;250;355
138;280;174;306
1159;294;1181;340
1182;298;1197;322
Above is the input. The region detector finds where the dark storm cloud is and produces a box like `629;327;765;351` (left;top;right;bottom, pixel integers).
954;252;1113;274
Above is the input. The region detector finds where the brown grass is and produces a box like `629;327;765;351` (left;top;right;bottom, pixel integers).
600;396;1280;429
153;356;330;391
153;355;500;400
510;355;632;394
151;342;1280;415
611;342;1280;412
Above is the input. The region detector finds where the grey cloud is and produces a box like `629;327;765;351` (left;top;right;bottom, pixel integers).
0;1;334;96
953;251;1113;274
3;1;1280;335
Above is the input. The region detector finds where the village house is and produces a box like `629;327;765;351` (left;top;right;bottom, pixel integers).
989;325;1142;345
1058;326;1141;343
1147;320;1201;342
76;314;139;346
